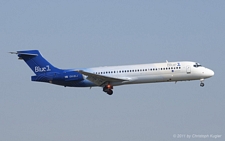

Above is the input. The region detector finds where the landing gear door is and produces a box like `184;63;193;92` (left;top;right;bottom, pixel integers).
186;66;191;74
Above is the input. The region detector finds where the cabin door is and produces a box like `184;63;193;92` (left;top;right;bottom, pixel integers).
186;66;191;74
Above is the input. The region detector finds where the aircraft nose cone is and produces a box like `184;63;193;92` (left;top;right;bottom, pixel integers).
209;69;214;77
206;69;214;77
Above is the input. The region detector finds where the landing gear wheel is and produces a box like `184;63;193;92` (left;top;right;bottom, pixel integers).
200;83;204;87
103;85;113;95
107;90;113;95
103;87;108;92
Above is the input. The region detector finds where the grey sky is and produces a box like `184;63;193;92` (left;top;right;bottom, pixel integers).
1;1;224;141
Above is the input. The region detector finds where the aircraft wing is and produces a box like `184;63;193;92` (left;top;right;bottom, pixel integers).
77;70;128;86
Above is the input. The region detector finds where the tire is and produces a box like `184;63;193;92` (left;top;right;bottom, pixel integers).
107;90;113;95
200;83;204;87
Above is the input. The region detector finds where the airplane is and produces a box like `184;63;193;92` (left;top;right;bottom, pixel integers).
11;50;214;95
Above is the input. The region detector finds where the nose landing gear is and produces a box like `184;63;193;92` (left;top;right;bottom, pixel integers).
103;84;113;95
200;83;204;87
200;79;205;87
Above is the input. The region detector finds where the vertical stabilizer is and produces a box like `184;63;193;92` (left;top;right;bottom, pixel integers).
15;50;60;74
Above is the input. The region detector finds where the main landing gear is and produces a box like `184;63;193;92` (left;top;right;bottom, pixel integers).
103;84;113;95
200;79;205;87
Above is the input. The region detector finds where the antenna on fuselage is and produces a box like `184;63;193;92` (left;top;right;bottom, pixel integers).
166;60;168;63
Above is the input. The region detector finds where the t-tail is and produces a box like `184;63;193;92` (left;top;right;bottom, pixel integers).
11;50;61;75
11;50;84;86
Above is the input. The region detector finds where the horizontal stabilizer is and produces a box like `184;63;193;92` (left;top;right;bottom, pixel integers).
10;51;38;56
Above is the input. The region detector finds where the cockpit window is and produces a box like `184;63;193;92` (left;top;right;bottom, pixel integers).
193;63;202;68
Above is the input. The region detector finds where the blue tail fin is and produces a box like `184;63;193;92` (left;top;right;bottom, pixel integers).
16;50;60;74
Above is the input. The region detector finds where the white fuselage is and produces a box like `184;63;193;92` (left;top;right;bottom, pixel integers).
83;61;214;86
